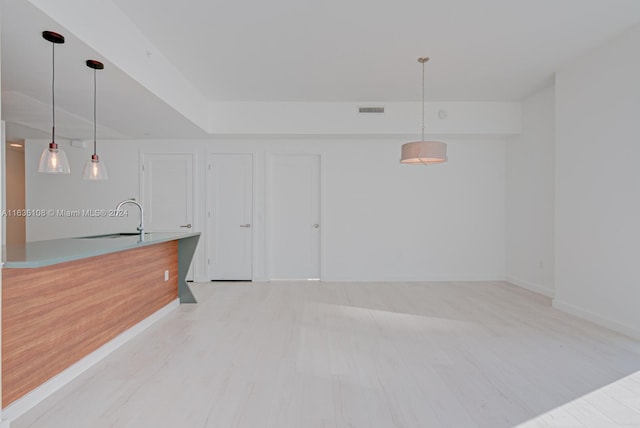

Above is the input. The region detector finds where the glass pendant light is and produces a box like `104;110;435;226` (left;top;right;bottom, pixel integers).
38;31;71;174
83;60;108;180
400;57;447;165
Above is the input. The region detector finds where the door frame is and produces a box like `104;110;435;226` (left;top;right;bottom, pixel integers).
205;152;255;281
265;152;325;281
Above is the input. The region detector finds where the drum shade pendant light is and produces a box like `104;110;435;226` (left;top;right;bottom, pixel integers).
38;31;71;174
400;57;447;165
83;60;108;180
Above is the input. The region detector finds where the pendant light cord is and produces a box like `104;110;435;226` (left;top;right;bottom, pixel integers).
51;42;55;143
93;68;97;156
421;59;425;142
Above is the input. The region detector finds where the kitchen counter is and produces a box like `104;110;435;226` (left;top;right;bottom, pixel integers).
2;231;200;304
1;231;200;408
2;231;200;268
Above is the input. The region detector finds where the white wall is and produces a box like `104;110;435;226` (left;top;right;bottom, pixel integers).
322;138;505;281
209;101;521;135
554;24;640;338
25;139;142;239
505;85;555;297
25;136;507;283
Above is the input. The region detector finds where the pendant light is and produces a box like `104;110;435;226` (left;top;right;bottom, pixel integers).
83;60;108;180
400;57;447;165
38;31;71;174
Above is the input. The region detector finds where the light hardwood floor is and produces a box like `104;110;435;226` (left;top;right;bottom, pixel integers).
11;281;640;428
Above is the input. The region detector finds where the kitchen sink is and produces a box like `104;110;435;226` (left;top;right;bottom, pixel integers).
76;232;144;239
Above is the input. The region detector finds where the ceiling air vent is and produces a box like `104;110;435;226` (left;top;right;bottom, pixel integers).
358;106;385;114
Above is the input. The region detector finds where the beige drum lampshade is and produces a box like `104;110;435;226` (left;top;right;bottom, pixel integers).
400;141;448;164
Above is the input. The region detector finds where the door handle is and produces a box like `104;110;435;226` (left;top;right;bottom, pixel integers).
240;224;251;228
180;224;192;228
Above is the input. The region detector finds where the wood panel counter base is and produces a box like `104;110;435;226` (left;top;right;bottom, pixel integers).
2;241;178;408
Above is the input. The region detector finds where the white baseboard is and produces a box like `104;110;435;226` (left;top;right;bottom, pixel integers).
1;299;179;424
199;276;507;283
505;276;554;298
552;299;640;341
319;274;506;282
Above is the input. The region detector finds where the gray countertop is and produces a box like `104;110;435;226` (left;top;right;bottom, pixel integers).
2;232;201;268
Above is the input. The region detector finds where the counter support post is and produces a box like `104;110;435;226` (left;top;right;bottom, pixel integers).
177;234;199;303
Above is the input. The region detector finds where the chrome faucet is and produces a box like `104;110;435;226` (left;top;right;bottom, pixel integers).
116;198;144;235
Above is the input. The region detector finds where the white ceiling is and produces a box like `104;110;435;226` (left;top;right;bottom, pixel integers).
111;0;640;102
2;0;640;140
1;0;209;140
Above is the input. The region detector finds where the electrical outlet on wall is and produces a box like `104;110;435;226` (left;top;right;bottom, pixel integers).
164;270;169;281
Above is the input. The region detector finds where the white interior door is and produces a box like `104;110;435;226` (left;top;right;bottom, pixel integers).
206;154;253;280
267;154;321;280
142;153;194;232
